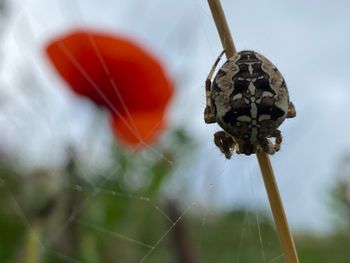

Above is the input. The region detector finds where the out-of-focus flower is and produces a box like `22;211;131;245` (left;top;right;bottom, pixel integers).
46;30;173;147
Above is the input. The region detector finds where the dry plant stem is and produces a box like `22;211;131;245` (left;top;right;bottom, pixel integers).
207;0;299;262
207;0;236;58
257;152;299;263
166;200;197;263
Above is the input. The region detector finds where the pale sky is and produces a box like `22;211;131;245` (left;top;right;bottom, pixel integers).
1;0;350;232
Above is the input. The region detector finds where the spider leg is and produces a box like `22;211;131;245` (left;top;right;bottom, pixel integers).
271;129;282;152
214;131;236;159
287;101;296;118
259;137;276;155
204;50;225;124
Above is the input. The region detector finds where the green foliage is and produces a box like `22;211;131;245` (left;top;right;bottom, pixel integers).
2;134;350;262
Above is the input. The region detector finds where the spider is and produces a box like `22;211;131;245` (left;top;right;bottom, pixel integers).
204;50;296;159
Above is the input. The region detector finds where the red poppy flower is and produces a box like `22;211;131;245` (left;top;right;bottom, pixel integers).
45;30;173;147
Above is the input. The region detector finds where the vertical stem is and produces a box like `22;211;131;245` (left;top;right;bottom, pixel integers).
166;200;197;263
257;152;299;263
207;0;236;58
25;223;41;263
207;0;299;262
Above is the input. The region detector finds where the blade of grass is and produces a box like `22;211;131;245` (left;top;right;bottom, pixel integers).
25;223;42;263
207;0;299;262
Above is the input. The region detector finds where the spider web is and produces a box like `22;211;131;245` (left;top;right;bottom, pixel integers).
0;0;286;262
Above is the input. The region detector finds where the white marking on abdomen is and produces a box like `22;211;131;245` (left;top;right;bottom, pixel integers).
248;63;253;74
248;82;256;95
232;93;242;100
250;103;257;119
262;91;274;98
250;127;258;143
259;115;271;121
237;116;251;122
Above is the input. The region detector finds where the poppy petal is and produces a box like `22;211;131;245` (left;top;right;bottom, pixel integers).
46;30;173;114
45;29;174;149
110;110;166;147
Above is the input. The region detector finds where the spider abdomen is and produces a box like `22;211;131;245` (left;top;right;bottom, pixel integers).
212;50;290;145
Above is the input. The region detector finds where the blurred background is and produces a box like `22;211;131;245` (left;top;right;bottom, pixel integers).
1;0;350;262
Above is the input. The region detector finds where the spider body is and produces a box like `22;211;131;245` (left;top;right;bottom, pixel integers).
205;50;296;158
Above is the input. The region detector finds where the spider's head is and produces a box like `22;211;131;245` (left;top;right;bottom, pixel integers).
238;140;257;155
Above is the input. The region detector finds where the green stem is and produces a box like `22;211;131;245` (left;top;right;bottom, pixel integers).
25;223;42;263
